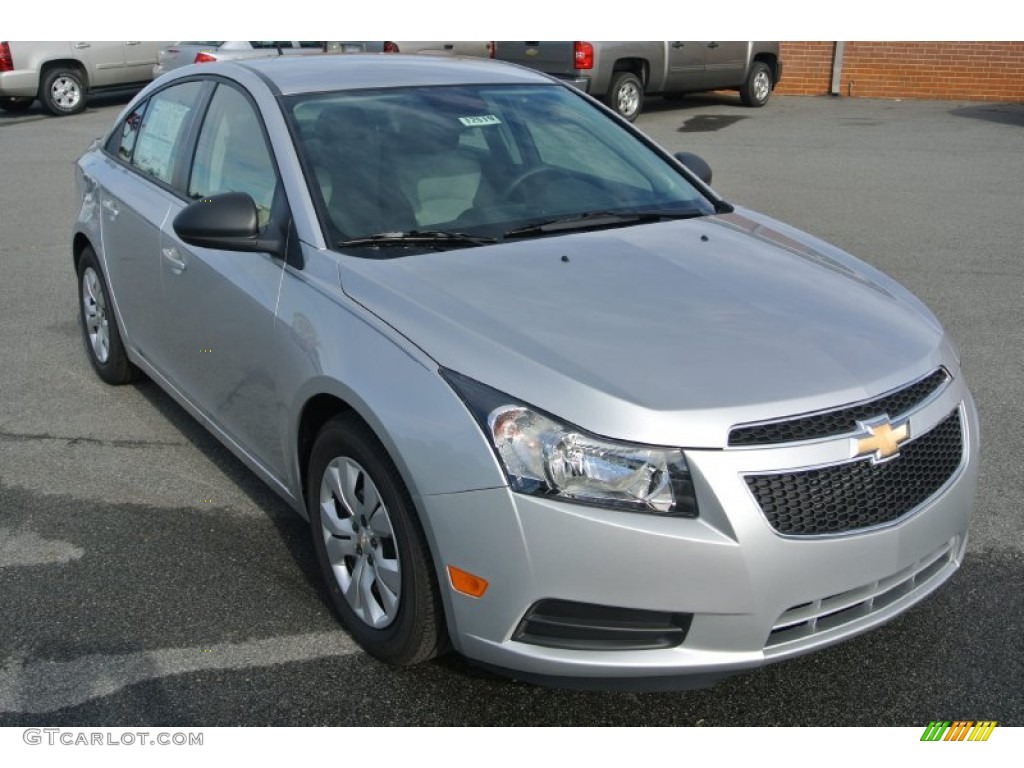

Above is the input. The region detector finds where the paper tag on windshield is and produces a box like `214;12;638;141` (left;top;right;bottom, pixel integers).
458;115;502;127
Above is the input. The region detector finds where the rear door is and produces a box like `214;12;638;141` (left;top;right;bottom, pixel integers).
70;41;124;87
665;41;706;89
97;80;206;366
703;42;749;88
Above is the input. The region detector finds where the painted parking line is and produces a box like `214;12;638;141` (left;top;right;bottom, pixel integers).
0;631;359;714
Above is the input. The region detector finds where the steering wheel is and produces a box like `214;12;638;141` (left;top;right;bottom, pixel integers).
501;166;571;203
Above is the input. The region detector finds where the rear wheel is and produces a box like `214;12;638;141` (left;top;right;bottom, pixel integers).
740;61;773;107
307;413;446;665
40;66;87;116
606;71;644;122
77;246;141;385
0;96;33;113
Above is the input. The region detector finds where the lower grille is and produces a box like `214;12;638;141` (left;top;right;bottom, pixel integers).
513;599;692;651
766;537;958;648
746;409;963;536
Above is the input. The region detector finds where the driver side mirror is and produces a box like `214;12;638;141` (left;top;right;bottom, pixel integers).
173;192;284;256
673;152;713;185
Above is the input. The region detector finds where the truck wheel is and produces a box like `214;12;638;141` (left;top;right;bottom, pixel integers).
606;71;644;122
740;61;773;107
40;66;87;116
0;96;33;113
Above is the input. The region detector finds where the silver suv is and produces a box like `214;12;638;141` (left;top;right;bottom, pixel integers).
0;40;171;116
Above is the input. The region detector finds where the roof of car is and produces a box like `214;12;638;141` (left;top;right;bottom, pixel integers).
225;53;553;95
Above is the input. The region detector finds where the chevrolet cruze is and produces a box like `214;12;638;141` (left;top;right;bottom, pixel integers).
72;54;978;689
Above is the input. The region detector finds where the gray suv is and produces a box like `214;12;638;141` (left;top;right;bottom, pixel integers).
0;40;171;115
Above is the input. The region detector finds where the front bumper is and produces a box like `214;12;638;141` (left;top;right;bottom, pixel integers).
420;380;978;687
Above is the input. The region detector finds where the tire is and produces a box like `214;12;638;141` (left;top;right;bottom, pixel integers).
606;71;644;122
740;61;773;108
77;246;141;385
0;96;33;113
40;66;87;116
307;413;446;665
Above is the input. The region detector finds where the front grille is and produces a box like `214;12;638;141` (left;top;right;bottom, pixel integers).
765;537;958;648
729;368;949;446
746;409;963;535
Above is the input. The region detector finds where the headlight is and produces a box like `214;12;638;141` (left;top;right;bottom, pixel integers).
442;369;697;517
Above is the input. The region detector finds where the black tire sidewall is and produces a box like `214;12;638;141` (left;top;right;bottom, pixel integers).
741;62;772;107
307;416;441;664
608;72;643;122
41;67;86;116
77;248;136;384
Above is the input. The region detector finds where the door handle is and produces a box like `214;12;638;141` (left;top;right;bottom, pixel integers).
162;246;187;274
708;42;719;49
125;41;141;46
101;199;119;220
73;42;91;49
443;44;454;50
671;42;685;49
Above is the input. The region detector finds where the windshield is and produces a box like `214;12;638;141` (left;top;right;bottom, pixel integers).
285;84;716;252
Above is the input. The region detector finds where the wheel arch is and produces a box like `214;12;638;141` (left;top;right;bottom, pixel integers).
613;57;649;86
72;231;93;273
753;53;779;84
39;59;90;92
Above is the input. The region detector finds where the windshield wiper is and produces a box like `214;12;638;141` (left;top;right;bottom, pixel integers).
502;209;708;239
338;230;498;249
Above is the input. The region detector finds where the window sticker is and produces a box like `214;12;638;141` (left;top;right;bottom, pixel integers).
133;99;193;183
458;115;502;127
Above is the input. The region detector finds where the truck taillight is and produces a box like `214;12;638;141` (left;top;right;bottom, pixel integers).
382;41;400;54
574;41;594;70
194;52;217;64
0;42;13;72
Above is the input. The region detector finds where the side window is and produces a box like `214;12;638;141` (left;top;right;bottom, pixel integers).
130;81;204;185
188;83;279;228
107;100;148;160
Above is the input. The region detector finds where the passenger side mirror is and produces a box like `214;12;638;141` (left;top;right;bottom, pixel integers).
673;152;713;185
173;192;283;256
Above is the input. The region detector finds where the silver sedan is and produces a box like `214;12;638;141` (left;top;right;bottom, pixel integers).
72;54;978;689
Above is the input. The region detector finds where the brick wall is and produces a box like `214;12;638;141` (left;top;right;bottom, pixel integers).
774;42;1024;102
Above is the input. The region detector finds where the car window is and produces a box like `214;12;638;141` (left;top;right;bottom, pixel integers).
250;41;294;49
188;83;279;228
107;99;148;161
130;81;204;185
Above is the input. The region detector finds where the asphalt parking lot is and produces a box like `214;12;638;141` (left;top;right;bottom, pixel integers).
0;89;1022;726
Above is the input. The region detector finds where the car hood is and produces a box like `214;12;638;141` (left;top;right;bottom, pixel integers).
337;209;951;447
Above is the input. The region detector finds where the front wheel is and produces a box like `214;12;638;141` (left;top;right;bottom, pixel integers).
40;66;87;116
740;61;773;107
606;71;644;122
307;413;446;665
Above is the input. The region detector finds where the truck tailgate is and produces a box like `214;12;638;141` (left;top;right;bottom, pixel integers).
494;42;579;76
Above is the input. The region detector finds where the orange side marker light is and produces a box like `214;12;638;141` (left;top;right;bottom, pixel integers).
447;565;488;598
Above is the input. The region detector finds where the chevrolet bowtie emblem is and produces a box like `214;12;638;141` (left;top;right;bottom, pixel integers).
854;417;910;463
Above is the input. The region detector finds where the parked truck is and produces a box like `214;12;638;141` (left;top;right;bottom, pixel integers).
494;41;782;121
